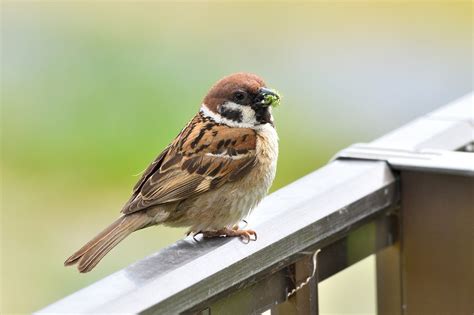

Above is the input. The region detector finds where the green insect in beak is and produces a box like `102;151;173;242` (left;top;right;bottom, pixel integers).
259;87;281;107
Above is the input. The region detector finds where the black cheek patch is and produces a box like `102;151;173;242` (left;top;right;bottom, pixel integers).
219;107;243;123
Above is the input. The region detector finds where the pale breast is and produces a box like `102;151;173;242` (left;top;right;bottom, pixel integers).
250;123;279;199
165;123;278;232
219;123;279;224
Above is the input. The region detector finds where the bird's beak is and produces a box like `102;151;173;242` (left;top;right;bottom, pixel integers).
257;87;281;107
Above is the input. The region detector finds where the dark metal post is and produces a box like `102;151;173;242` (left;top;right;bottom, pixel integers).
272;254;319;315
375;213;402;315
400;171;474;314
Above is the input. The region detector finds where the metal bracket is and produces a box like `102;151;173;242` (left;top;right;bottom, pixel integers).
333;143;474;177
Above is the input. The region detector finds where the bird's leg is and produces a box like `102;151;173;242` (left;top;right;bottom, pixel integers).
202;227;257;243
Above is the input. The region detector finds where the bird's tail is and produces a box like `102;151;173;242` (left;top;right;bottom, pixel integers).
64;213;151;273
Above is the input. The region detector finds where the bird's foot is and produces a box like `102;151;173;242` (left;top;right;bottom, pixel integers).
202;227;257;243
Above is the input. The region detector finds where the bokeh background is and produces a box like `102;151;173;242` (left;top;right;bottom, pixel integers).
1;1;472;314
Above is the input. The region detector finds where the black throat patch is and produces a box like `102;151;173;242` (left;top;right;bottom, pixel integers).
251;104;273;125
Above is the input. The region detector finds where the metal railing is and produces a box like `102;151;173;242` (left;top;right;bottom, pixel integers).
37;93;473;314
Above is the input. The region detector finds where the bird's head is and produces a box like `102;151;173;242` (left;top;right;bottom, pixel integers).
201;73;280;128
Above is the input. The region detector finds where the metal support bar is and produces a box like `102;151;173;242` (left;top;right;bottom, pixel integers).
376;220;402;315
271;255;319;315
200;212;398;315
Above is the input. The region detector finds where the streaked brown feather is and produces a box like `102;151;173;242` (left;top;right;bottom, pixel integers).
131;144;171;193
121;113;257;214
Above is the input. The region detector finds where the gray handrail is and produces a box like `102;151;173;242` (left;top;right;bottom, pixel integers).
37;92;473;314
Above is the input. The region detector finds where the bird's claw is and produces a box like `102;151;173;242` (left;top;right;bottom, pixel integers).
235;229;257;244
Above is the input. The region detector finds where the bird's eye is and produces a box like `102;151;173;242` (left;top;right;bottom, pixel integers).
233;91;247;103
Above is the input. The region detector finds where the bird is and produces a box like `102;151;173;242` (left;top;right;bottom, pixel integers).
64;72;280;273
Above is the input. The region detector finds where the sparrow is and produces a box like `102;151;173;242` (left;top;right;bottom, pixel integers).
65;73;280;273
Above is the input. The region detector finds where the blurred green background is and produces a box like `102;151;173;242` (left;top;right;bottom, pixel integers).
1;1;472;314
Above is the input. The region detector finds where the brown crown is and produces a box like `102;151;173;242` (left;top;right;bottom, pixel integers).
203;73;267;113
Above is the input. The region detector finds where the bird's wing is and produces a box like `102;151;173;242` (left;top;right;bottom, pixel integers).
121;114;257;215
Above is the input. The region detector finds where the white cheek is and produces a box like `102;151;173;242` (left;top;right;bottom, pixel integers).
241;106;258;124
200;103;256;128
200;103;274;129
